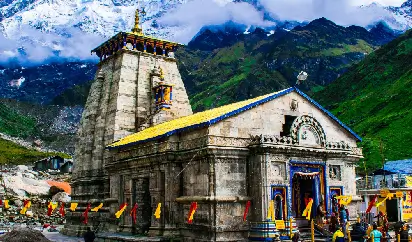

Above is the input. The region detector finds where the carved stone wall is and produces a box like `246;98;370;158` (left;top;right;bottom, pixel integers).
67;49;192;235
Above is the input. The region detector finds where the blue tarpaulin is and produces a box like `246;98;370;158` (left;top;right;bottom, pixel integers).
383;159;412;174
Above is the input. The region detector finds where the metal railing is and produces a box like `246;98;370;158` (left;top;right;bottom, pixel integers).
357;176;408;190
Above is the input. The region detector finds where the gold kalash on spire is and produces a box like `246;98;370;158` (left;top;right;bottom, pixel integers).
131;8;145;35
91;7;183;61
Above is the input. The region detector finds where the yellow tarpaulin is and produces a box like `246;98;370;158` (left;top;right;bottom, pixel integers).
406;176;412;188
403;192;412;220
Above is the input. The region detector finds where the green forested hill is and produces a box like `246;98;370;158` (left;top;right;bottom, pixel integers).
313;30;412;172
0;138;70;165
179;18;387;111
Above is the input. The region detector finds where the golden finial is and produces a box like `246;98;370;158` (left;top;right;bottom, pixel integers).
159;66;165;80
132;8;146;35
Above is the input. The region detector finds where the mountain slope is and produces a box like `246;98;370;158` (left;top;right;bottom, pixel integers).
0;137;69;165
0;98;81;154
181;18;389;111
313;29;412;171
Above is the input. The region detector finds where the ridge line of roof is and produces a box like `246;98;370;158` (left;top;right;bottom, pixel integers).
293;87;362;141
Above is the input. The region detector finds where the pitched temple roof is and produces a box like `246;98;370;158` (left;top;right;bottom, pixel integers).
107;87;362;149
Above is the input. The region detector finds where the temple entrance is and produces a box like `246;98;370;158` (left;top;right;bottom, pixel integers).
292;172;319;219
289;161;327;227
133;177;152;234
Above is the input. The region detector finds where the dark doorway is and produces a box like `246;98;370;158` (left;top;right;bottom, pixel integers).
292;175;316;218
386;199;399;222
134;177;151;234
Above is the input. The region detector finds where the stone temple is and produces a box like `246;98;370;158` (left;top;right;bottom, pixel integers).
63;9;363;242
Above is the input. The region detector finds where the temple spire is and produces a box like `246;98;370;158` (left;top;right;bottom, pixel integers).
131;8;145;35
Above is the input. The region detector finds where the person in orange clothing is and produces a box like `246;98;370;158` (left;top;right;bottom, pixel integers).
304;193;312;207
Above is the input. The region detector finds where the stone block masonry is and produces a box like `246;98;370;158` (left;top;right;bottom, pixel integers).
65;49;192;236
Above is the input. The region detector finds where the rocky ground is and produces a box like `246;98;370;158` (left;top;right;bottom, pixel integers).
0;165;71;227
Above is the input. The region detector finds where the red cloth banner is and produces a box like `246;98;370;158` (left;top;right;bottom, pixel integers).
47;202;53;216
243;201;251;222
82;203;91;224
366;195;378;213
130;203;138;224
59;202;65;217
187;202;198;224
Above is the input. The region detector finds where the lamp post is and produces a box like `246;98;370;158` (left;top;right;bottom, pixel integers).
296;71;308;86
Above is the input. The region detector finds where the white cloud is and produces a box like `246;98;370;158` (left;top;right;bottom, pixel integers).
259;0;392;27
0;25;103;65
350;0;406;6
158;0;274;43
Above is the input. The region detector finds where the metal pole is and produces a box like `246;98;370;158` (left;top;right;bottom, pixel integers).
347;222;351;242
289;217;293;239
397;233;400;242
311;219;314;242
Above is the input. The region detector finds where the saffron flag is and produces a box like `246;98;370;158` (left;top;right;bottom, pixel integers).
187;202;198;224
243;201;251;222
302;198;313;220
4;200;9;209
154;203;161;219
70;203;78;211
82;203;91;224
47;202;58;216
267;200;275;221
366;195;378;213
59;202;65;217
115;203;127;219
91;203;103;212
20;201;31;215
130;203;138;224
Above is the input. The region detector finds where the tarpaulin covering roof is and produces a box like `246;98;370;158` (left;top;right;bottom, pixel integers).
46;181;71;194
107;87;362;149
383;159;412;174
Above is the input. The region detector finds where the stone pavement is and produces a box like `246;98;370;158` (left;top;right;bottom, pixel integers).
43;233;83;242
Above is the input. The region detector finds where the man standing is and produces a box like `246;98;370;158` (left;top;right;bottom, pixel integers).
316;201;326;225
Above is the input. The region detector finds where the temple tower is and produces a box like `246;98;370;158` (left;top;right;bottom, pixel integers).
64;9;192;235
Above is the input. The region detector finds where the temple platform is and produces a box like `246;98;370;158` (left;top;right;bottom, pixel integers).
96;232;177;242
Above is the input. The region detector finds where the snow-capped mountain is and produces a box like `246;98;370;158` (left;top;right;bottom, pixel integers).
361;0;411;32
0;0;410;66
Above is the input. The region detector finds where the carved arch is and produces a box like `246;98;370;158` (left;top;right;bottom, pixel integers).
290;115;326;147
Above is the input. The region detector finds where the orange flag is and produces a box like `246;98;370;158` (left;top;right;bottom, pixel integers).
115;203;127;219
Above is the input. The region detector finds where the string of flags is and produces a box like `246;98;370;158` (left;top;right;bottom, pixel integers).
0;199;259;225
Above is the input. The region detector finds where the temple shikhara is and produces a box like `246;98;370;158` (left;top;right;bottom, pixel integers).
63;9;363;241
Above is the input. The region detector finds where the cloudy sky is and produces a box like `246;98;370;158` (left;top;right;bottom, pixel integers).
352;0;406;6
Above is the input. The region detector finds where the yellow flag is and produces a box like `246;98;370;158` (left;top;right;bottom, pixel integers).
4;200;9;209
50;202;58;210
154;203;161;219
115;204;127;219
267;200;275;221
91;203;103;212
20;207;27;214
302;199;313;220
20;201;31;215
340;196;353;206
70;203;78;211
